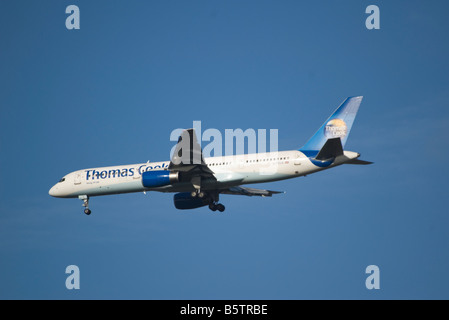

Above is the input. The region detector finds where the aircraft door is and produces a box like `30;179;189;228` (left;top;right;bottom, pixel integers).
74;172;82;185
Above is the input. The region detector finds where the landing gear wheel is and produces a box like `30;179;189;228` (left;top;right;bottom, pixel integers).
217;204;225;212
209;203;217;211
191;191;198;198
198;192;205;198
79;195;91;216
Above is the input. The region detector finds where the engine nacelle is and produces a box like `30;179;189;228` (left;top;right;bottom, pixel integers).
174;192;209;210
141;170;179;188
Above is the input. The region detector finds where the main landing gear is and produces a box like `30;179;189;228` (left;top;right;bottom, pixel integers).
209;203;225;212
191;190;206;198
191;190;226;212
79;195;91;215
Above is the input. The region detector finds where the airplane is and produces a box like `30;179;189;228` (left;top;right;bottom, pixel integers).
49;96;372;215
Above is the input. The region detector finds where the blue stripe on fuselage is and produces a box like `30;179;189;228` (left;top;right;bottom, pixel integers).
301;150;334;168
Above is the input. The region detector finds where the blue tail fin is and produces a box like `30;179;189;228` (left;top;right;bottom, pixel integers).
300;96;363;152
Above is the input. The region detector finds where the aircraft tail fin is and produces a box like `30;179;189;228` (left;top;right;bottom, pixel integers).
300;96;363;152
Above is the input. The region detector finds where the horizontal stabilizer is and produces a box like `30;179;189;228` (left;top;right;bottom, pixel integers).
345;159;373;165
221;186;284;197
315;138;343;161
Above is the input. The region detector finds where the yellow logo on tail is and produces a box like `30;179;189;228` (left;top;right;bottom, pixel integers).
324;119;347;139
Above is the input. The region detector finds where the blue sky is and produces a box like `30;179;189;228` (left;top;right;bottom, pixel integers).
1;0;449;299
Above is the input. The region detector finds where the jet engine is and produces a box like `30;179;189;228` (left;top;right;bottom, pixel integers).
141;170;179;188
173;192;209;210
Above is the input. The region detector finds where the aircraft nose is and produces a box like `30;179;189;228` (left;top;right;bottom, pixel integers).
49;185;58;197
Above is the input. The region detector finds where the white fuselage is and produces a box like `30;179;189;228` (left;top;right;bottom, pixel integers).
49;150;360;198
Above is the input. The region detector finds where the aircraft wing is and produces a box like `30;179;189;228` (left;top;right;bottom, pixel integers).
168;129;284;197
168;129;216;186
220;186;284;197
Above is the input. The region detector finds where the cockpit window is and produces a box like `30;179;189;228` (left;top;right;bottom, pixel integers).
59;178;65;183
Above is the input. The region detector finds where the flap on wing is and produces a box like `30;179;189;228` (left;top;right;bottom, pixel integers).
221;186;284;197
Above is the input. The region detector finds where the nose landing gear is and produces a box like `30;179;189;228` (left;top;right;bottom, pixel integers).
79;195;91;215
